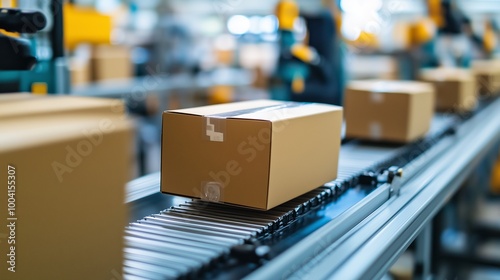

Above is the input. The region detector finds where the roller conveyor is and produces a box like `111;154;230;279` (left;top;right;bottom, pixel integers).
123;107;467;279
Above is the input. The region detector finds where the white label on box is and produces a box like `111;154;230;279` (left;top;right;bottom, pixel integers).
370;122;382;139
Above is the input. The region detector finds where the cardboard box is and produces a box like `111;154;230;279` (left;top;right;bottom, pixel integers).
0;94;134;280
345;80;435;143
471;59;500;95
420;67;477;112
91;45;133;81
161;100;343;210
69;57;91;86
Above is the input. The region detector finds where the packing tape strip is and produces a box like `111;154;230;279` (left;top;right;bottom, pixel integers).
206;102;310;118
203;102;313;142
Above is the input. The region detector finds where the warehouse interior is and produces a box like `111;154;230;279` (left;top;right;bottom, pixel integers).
1;0;500;279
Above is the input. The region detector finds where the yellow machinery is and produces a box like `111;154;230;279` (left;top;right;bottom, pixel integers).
64;4;112;50
410;17;436;46
483;20;497;54
275;0;299;31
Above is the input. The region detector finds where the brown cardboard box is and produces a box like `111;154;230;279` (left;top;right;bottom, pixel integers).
70;57;91;86
420;67;477;112
0;94;134;280
471;59;500;95
91;45;133;81
345;80;435;143
0;93;125;119
161;100;343;210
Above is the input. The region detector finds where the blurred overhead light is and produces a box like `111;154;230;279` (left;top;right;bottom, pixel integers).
341;20;362;41
340;0;384;40
201;16;224;35
260;15;278;34
249;16;261;34
96;0;120;13
340;0;382;13
227;15;250;35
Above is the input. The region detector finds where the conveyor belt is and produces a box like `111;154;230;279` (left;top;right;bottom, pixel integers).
124;113;459;280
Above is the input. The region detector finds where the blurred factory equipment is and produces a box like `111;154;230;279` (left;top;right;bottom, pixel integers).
0;8;46;70
3;0;71;94
271;0;306;100
0;0;119;94
271;0;343;105
435;0;471;67
151;2;199;76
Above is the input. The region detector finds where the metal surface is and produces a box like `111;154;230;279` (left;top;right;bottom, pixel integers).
248;98;500;280
415;223;432;280
245;114;457;280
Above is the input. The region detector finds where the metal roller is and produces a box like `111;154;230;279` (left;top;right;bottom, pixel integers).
128;223;240;246
125;247;204;270
125;236;218;262
169;208;274;230
150;214;258;237
139;218;251;239
126;230;229;254
153;213;263;234
124;260;181;280
161;209;266;231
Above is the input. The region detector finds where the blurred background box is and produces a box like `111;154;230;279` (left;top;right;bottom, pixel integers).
90;45;133;82
420;67;477;112
0;94;134;280
69;57;91;86
0;93;124;118
471;59;500;95
345;80;435;143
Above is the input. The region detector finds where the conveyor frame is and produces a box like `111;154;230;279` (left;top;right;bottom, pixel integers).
246;98;500;280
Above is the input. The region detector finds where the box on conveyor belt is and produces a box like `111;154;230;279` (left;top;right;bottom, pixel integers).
161;100;343;210
345;80;435;143
471;59;500;95
0;93;134;280
419;67;477;112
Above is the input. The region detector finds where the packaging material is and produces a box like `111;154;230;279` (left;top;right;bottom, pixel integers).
69;57;91;86
345;80;435;143
471;59;500;95
162;100;343;210
420;67;477;112
91;45;133;81
0;93;134;280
